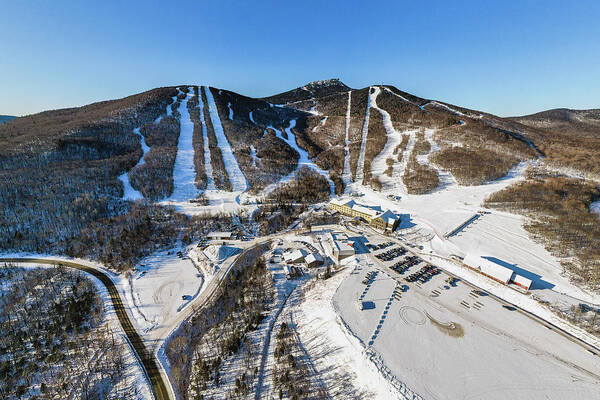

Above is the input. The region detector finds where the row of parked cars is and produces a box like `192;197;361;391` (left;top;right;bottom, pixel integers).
390;255;421;274
375;246;407;261
367;241;394;251
405;265;440;283
362;270;378;285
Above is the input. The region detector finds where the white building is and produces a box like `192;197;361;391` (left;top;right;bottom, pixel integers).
305;252;324;268
207;231;233;241
284;249;306;264
464;254;533;290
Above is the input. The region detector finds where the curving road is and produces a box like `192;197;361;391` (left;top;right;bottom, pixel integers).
0;258;171;400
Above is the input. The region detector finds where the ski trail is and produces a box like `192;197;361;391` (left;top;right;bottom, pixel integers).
198;91;216;191
383;87;425;110
342;90;353;189
227;102;234;120
249;111;256;124
369;87;404;191
250;144;260;167
311;116;328;132
203;86;248;192
396;131;417;194
418;128;455;189
119;127;150;201
426;101;483;119
168;87;200;202
355;86;372;184
265;120;335;195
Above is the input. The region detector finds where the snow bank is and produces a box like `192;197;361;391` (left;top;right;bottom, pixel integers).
204;86;248;192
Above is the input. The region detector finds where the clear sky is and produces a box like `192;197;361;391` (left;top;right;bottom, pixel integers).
1;1;598;117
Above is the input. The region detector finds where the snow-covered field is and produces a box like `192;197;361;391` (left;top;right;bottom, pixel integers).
333;255;600;400
126;248;204;339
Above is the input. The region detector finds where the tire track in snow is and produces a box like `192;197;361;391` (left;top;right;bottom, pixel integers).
168;88;200;202
203;86;248;192
355;87;372;184
342;90;353;189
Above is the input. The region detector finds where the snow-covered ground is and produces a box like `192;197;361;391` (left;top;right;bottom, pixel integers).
118;127;150;201
264;120;335;195
333;248;600;400
126;248;204;338
204;86;248;192
291;258;410;399
345;159;600;306
355;87;372;184
250;144;260;167
166;87;199;204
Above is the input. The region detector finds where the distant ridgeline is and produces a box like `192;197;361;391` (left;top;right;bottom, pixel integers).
0;115;16;124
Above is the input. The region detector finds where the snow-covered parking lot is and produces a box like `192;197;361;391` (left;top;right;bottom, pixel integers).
333;254;600;400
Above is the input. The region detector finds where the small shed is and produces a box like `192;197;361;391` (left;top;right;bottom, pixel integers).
512;274;532;290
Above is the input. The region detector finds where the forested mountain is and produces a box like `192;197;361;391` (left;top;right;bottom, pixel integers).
1;80;598;271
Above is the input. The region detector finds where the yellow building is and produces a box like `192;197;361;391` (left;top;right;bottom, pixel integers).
329;199;400;232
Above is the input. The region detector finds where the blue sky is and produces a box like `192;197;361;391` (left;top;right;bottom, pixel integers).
1;1;598;117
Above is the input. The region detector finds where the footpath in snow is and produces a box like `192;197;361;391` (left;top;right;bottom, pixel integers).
265;120;335;195
203;86;248;192
118;127;150;201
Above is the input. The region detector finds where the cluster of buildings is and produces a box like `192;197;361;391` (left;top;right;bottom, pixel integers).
329;199;400;232
464;254;532;291
328;232;356;264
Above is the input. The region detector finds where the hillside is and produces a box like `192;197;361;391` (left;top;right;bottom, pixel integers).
0;80;598;270
509;108;600;138
0;115;16;124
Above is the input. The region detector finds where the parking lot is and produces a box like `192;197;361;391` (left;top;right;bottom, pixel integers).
332;238;600;400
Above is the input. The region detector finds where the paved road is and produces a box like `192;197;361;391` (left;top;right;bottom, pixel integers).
0;258;171;400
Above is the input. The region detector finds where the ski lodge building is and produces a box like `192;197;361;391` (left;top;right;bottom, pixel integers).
329;199;400;232
464;254;533;290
